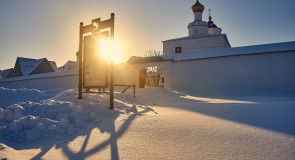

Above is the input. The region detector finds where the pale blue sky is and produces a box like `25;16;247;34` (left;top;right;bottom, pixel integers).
0;0;294;69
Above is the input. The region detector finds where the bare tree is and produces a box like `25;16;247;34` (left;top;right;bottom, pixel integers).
146;66;164;87
143;50;165;87
143;50;163;57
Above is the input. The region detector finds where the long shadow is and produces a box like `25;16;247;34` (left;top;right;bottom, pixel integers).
155;89;295;136
28;104;154;160
0;89;156;160
60;105;153;160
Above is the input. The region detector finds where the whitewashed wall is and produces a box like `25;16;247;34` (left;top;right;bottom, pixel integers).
0;70;78;90
0;50;294;92
172;51;295;91
163;34;231;54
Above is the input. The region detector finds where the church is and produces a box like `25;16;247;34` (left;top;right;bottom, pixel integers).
121;0;295;91
163;0;231;58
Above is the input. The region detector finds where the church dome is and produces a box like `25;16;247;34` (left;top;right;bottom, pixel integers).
208;16;217;28
208;20;217;28
191;0;204;13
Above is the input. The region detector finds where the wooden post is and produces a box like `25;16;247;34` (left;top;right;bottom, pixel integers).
110;60;114;110
133;83;136;98
110;13;115;40
78;22;83;99
109;13;115;110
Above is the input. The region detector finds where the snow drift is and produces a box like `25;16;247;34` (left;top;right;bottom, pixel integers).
0;87;136;142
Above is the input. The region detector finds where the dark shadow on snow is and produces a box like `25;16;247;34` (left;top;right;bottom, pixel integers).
156;89;295;136
0;103;155;160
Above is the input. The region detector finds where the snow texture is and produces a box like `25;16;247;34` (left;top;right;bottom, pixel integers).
0;87;294;160
0;87;135;142
0;87;64;108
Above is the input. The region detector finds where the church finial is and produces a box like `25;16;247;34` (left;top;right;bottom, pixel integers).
191;0;205;13
208;8;212;21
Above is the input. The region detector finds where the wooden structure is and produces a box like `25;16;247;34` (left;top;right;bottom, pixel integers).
77;13;135;110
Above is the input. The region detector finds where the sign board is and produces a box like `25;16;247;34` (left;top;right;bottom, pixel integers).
83;33;109;88
175;47;182;54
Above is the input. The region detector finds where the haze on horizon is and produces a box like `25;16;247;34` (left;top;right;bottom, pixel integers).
0;0;294;70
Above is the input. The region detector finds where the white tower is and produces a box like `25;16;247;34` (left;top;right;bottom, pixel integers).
192;0;204;21
188;0;208;36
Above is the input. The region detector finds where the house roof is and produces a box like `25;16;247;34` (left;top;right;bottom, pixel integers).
49;61;58;72
1;68;13;78
63;60;78;66
17;57;46;76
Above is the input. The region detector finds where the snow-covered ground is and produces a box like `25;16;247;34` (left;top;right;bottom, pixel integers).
0;87;295;159
0;87;136;143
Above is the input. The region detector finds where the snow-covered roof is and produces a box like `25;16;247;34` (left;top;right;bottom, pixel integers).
63;60;78;66
1;68;13;78
59;60;78;70
162;34;224;43
163;41;295;61
17;57;45;76
49;61;58;72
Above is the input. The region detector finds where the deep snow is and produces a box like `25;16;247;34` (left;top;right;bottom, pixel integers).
0;87;137;143
0;87;295;160
0;87;64;108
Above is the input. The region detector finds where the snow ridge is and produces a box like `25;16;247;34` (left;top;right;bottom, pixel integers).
0;88;136;142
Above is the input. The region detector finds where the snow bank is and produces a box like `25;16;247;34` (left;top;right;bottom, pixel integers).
0;87;136;142
0;87;64;108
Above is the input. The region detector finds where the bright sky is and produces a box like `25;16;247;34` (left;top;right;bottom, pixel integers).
0;0;294;69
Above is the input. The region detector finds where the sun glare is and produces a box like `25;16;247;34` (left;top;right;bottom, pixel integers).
99;39;123;63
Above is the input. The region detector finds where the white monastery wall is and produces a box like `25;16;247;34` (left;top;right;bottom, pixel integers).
171;51;295;91
163;35;230;54
1;50;294;92
0;70;78;90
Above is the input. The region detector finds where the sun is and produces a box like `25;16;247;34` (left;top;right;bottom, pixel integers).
99;39;123;63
